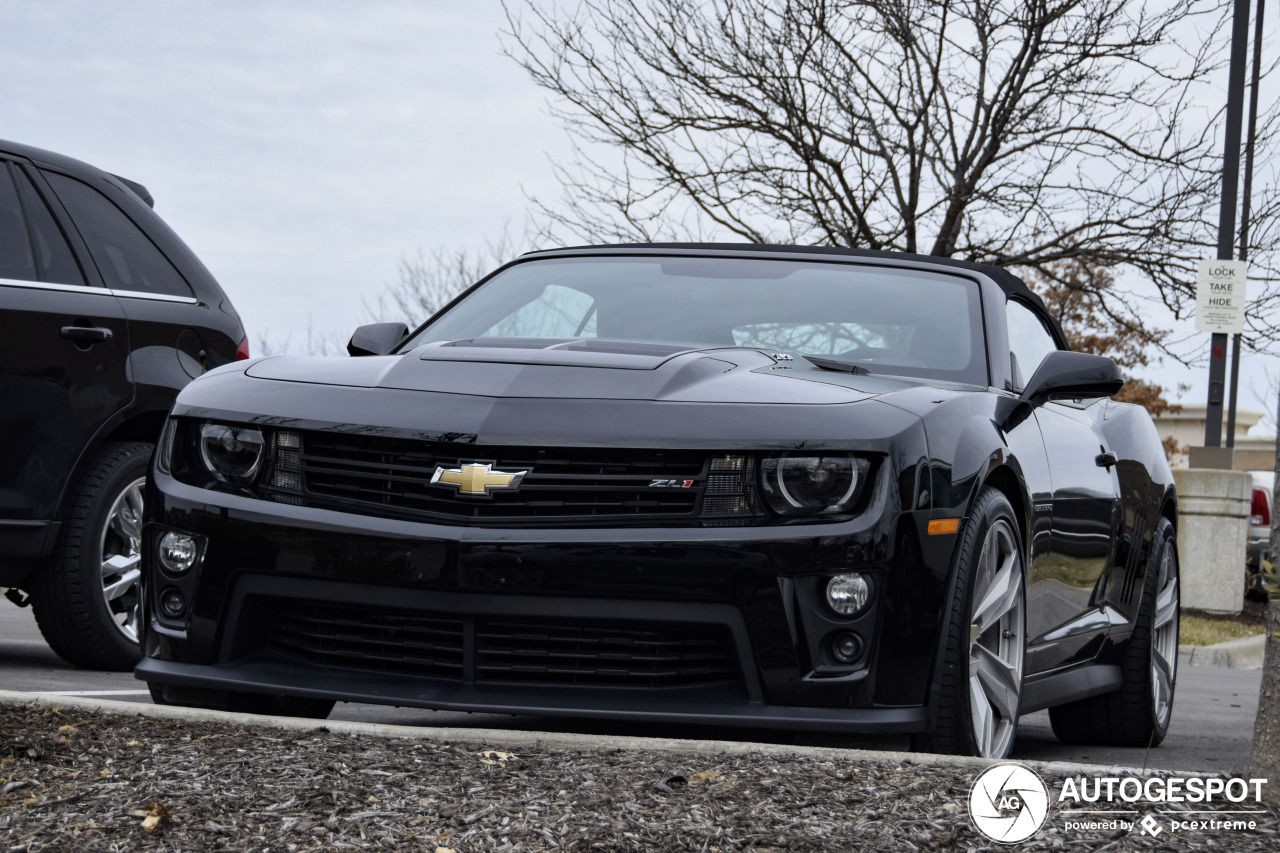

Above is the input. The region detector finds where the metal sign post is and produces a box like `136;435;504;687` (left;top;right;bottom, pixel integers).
1229;0;1268;449
1204;0;1253;451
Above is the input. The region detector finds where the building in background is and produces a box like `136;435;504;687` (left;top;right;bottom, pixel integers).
1152;404;1276;470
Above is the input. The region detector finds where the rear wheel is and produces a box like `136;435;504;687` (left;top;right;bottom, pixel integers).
916;488;1026;758
31;442;151;671
1049;516;1179;746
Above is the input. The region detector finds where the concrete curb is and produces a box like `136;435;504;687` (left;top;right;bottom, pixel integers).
0;689;1178;779
1179;633;1267;670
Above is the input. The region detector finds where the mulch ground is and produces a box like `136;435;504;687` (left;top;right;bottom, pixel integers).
1;701;1277;851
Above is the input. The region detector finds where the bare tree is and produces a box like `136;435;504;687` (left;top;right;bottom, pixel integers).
366;229;527;329
502;0;1280;357
255;323;343;357
1027;258;1188;457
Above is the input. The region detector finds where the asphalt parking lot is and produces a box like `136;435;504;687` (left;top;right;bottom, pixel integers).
0;603;1263;774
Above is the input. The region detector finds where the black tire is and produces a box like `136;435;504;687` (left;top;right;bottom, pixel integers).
1049;516;1179;747
915;487;1027;758
30;441;152;671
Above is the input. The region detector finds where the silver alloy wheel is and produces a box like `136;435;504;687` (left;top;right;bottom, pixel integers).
967;518;1025;758
100;476;145;644
1150;544;1179;728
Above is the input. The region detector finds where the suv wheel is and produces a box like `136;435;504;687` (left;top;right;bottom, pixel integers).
31;441;151;671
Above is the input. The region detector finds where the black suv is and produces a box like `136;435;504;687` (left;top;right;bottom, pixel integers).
0;139;246;670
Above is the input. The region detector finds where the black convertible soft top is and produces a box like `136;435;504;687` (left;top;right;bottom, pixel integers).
525;243;1067;346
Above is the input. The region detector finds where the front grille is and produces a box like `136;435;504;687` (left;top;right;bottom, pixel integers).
287;433;709;525
476;619;739;687
266;602;741;690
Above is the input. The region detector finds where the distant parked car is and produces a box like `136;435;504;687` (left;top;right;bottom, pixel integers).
1247;470;1274;594
0;138;246;670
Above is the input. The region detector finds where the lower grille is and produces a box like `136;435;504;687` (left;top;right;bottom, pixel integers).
476;620;739;687
269;604;464;680
266;602;740;690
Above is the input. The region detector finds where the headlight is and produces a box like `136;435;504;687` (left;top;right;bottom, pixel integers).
199;423;265;483
760;455;868;515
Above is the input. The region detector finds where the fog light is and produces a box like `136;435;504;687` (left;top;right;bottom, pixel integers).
826;572;870;616
160;588;187;619
158;532;198;575
830;632;863;663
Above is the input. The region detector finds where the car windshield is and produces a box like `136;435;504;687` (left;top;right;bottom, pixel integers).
402;255;989;385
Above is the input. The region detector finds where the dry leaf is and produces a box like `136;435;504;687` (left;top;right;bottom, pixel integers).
690;771;723;783
141;803;170;834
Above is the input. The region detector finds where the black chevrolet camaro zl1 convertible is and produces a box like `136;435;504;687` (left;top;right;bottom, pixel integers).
137;245;1179;759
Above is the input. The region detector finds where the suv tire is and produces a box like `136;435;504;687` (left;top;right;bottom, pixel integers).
31;441;151;671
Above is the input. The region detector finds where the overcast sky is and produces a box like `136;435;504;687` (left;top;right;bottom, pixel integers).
6;1;565;345
5;0;1276;428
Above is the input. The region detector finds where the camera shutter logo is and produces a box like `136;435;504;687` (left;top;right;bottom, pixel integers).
968;763;1050;843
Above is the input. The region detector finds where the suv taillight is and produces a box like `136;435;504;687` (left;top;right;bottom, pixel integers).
1251;487;1270;527
235;336;250;361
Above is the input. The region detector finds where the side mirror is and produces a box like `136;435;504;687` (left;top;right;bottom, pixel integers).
347;323;409;357
1020;350;1124;406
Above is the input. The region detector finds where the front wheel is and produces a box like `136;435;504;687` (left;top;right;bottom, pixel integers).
31;442;151;671
915;488;1026;758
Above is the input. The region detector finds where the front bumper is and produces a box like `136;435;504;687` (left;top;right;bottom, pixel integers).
139;472;955;733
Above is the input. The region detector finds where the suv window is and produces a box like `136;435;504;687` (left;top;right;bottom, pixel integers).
44;171;193;298
1006;299;1059;390
0;164;37;282
14;169;86;286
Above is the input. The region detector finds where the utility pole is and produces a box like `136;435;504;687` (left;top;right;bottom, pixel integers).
1227;0;1267;447
1205;0;1252;449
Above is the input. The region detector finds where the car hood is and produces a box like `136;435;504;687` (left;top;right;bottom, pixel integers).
242;340;922;405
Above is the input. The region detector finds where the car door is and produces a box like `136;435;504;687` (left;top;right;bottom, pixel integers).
1006;299;1121;674
0;159;131;524
39;169;208;404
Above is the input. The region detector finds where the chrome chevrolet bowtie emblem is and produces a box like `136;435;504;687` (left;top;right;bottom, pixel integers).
430;462;528;496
